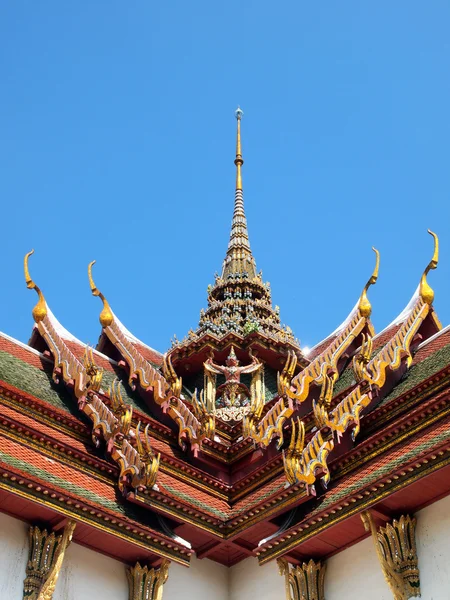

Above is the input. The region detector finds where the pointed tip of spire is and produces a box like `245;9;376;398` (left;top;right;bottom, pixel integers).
234;107;244;190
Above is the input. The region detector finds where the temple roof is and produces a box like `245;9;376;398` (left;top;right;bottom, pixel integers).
1;113;450;569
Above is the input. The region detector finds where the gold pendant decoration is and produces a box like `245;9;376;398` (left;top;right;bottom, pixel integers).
362;512;420;600
24;521;76;600
278;557;326;600
127;560;170;600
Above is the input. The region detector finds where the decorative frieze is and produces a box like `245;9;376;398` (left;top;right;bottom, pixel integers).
127;560;170;600
278;557;326;600
362;511;420;600
24;520;76;600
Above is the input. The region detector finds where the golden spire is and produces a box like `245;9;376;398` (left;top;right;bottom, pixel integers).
235;107;244;191
358;247;380;318
88;261;113;327
221;108;257;279
24;250;47;322
420;229;439;305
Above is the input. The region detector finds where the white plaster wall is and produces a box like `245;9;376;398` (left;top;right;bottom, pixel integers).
230;556;281;600
53;541;128;600
0;511;28;599
415;493;450;599
326;492;450;600
325;535;390;600
165;554;229;600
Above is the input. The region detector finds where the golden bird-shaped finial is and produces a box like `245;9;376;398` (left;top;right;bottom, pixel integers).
88;261;113;327
420;230;439;305
358;247;380;318
24;250;47;322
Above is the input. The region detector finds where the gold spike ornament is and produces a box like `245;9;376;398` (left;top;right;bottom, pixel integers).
24;250;47;322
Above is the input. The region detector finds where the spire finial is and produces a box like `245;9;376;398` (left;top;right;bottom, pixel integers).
234;107;244;191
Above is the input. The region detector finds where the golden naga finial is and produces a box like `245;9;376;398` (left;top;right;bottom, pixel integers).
420;229;439;305
358;247;380;318
283;417;305;485
234;107;244;191
24;250;47;323
88;260;113;327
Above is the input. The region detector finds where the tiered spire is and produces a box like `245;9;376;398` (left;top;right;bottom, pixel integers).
222;108;257;280
181;109;297;346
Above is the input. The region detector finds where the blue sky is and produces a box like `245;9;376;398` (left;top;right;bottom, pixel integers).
1;2;449;352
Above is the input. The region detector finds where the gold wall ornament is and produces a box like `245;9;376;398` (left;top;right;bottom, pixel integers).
88;260;113;327
24;521;76;600
127;560;170;600
278;557;326;600
24;250;47;322
358;247;380;318
361;512;420;600
419;229;439;305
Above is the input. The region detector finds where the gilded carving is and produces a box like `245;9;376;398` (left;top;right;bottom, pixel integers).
204;347;261;409
24;521;76;600
283;424;334;492
88;260;210;449
127;560;170;600
362;512;420;600
278;557;326;600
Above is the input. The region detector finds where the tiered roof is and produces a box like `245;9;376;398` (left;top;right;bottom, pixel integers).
1;111;450;569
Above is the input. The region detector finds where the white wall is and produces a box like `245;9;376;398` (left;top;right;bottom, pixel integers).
230;556;281;600
0;511;28;599
165;555;229;600
415;493;450;598
325;535;389;600
53;541;128;600
326;493;450;600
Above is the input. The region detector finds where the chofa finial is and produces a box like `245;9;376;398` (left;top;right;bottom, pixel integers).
420;229;439;305
358;247;380;318
88;261;113;327
24;250;47;322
